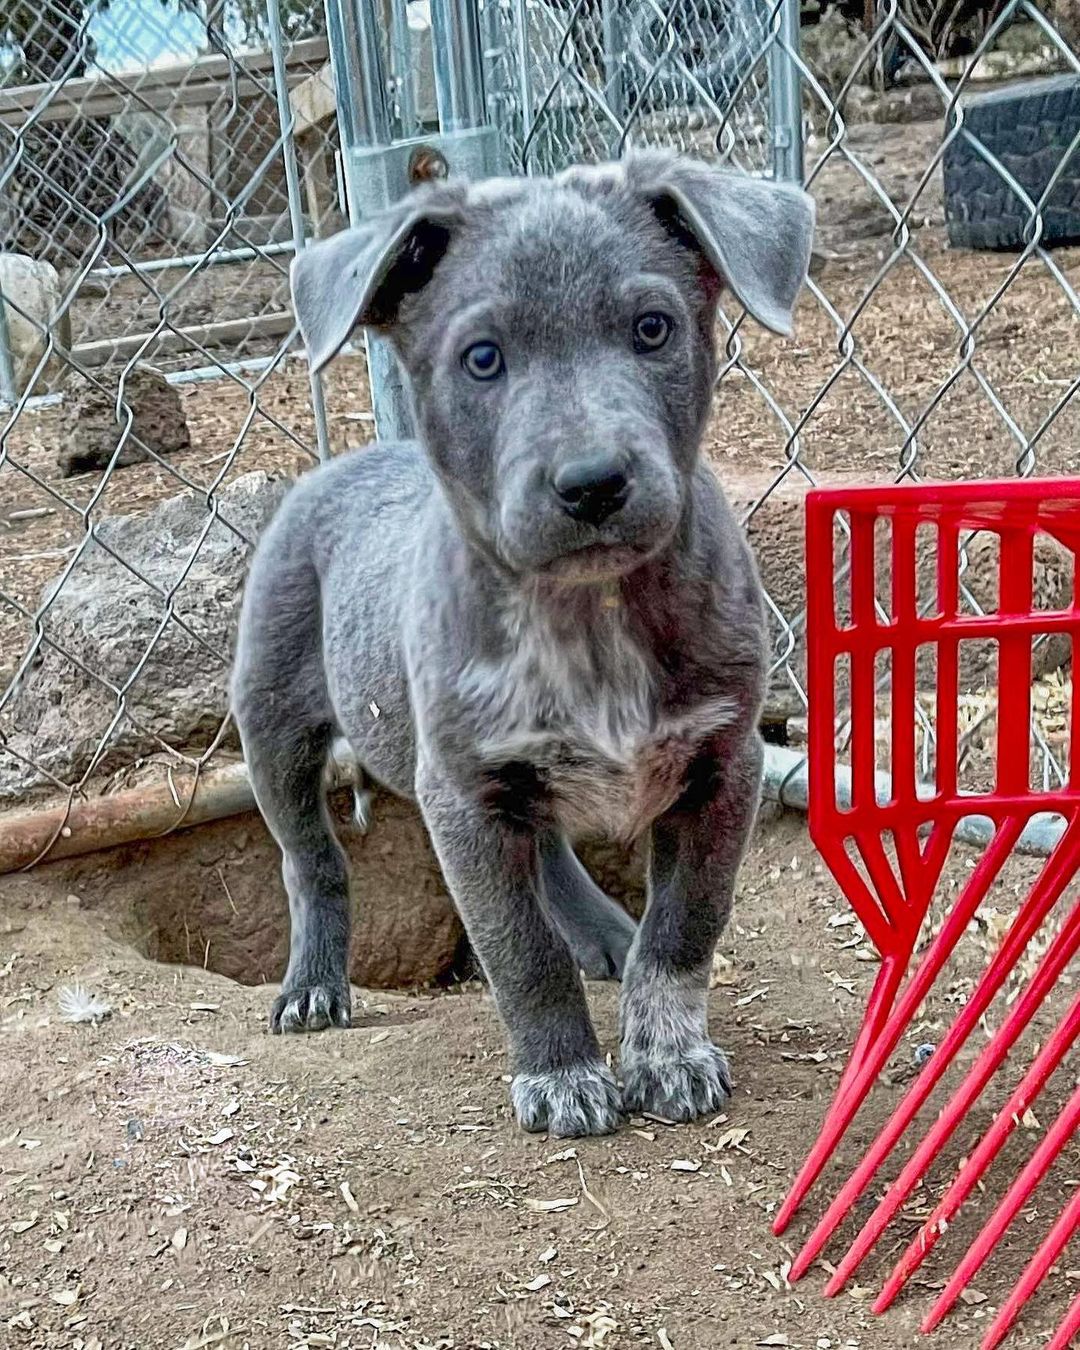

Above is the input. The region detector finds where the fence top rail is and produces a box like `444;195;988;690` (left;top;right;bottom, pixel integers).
0;36;329;128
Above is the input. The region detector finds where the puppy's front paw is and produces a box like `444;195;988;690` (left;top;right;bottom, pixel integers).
621;1041;732;1121
511;1062;624;1137
271;980;352;1034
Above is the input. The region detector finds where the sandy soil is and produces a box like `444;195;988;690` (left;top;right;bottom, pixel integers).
2;807;1079;1349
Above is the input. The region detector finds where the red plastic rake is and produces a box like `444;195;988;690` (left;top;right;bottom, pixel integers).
777;479;1080;1347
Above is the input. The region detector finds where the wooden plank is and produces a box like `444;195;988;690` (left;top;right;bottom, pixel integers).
72;310;294;367
289;62;336;135
0;38;328;127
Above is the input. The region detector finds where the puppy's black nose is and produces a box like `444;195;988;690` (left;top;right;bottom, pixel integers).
553;456;632;525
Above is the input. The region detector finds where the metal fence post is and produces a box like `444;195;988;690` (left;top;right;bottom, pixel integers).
324;0;499;442
430;0;487;132
767;0;804;184
325;0;415;442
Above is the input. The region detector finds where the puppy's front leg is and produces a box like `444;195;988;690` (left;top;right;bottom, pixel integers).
418;768;623;1137
620;732;764;1121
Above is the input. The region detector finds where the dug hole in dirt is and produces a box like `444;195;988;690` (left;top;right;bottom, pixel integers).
2;788;1078;1350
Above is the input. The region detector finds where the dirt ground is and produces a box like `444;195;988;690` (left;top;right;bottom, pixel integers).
2;805;1080;1350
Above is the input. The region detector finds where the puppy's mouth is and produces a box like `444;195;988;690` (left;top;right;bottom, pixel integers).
540;542;646;584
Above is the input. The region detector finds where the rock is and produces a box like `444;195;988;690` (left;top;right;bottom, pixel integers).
0;471;289;800
58;362;191;475
1054;0;1080;49
0;253;68;397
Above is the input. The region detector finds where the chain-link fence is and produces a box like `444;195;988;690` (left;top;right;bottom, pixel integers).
1;0;1078;861
478;0;787;175
0;0;348;842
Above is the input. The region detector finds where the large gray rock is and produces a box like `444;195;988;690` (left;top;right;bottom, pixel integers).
0;252;68;397
0;471;289;800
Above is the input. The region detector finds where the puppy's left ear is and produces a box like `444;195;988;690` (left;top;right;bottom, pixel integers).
627;153;815;336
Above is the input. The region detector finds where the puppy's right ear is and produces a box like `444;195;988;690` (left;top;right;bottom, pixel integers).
290;189;466;373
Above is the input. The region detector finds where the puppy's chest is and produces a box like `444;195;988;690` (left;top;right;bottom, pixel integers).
465;619;735;841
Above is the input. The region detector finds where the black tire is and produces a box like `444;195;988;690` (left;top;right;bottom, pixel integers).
943;74;1080;250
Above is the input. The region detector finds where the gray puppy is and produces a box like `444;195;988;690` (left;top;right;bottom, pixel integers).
233;151;814;1137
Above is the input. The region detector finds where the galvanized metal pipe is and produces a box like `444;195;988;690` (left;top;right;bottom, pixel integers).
325;0;393;149
430;0;487;132
767;0;805;183
87;240;296;282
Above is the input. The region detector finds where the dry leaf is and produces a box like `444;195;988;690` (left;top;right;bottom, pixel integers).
207;1128;234;1146
172;1226;188;1250
524;1274;552;1291
670;1159;702;1173
960;1288;989;1305
340;1181;360;1213
11;1214;38;1233
538;1245;557;1263
657;1330;676;1350
205;1051;247;1068
50;1286;79;1306
824;970;857;994
757;1337;790;1347
524;1196;578;1213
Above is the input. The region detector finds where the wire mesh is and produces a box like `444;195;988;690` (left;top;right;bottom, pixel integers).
0;0;1079;865
479;0;777;173
0;0;350;829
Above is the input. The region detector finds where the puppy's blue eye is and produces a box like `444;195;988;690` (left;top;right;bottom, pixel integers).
633;312;672;353
462;341;504;381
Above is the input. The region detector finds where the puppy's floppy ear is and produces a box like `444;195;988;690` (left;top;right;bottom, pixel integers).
626;152;815;336
290;186;466;373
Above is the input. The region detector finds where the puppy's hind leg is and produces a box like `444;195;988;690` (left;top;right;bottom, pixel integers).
540;835;637;981
233;550;352;1034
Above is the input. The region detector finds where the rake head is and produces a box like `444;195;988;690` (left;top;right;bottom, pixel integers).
777;479;1080;1348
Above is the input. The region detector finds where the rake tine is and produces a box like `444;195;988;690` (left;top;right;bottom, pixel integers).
875;980;1080;1313
1045;1282;1080;1350
776;817;1025;1240
826;894;1080;1296
921;1079;1080;1335
979;1165;1080;1350
788;815;1079;1281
